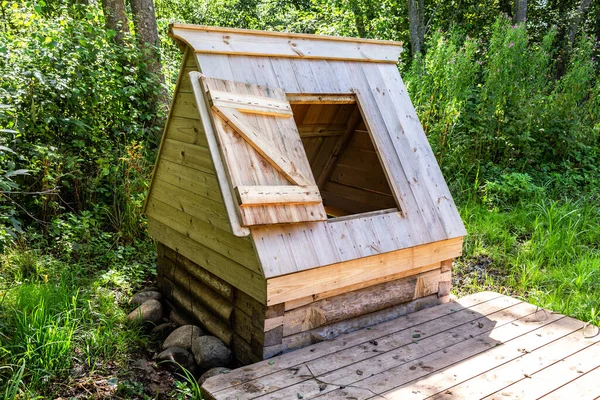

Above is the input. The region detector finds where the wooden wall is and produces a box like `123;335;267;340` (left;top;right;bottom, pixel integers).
158;242;453;363
157;243;271;365
146;50;266;304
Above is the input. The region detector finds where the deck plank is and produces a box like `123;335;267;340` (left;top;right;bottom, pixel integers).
376;316;584;399
218;295;522;399
202;291;501;395
429;326;600;399
248;299;532;400
540;365;600;400
309;306;565;399
482;342;600;399
201;292;600;400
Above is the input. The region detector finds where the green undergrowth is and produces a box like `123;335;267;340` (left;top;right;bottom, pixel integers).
455;191;600;326
0;211;157;399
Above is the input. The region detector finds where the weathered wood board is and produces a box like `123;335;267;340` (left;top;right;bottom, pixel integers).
200;292;600;400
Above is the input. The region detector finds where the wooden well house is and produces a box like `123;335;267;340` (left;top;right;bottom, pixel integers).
145;24;467;365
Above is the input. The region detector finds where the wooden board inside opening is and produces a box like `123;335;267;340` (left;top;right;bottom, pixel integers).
290;101;399;217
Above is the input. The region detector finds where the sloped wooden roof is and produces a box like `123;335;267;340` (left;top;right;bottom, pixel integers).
148;26;466;282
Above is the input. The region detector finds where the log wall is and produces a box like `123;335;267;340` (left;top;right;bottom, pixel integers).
157;241;453;364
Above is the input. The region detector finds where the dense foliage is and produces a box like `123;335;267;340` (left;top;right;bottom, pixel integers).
0;0;598;397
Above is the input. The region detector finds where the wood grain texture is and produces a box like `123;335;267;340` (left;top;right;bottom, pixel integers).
266;237;462;305
201;291;502;395
189;70;251;237
281;269;441;337
170;24;402;63
162;258;233;322
201;292;520;399
235;185;322;207
148;219;266;304
166;281;233;345
201;293;598;400
159;244;235;302
202;75;328;226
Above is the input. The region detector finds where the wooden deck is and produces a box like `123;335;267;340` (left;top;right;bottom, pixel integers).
201;291;600;399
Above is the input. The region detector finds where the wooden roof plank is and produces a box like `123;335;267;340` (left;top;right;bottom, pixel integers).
170;24;402;63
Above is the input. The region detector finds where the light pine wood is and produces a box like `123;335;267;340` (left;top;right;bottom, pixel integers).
188;54;467;271
540;364;600;400
212;106;312;186
202;75;328;226
148;218;266;303
266;237;463;305
144;48;194;215
200;292;511;398
189;71;251;237
429;330;600;400
169;24;402;63
164;116;207;146
283;262;442;311
235;185;322;207
287;94;356;104
481;342;600;400
146;197;258;269
148;29;471;367
160;138;214;173
201;291;502;394
264;294;443;359
201;293;600;400
280;268;441;337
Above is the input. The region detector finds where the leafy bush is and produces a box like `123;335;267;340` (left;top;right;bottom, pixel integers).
482;172;544;209
405;15;599;197
0;2;160;249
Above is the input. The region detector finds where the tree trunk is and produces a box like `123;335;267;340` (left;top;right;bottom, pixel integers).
130;0;167;105
568;0;592;46
408;0;424;56
350;0;366;38
513;0;527;23
100;0;129;46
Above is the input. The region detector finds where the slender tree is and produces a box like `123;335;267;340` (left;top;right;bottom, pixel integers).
408;0;424;56
513;0;527;23
100;0;129;46
568;0;592;46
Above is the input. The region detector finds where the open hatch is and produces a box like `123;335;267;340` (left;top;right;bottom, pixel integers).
288;94;399;219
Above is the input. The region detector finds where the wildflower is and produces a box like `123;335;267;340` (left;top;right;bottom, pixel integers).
508;42;515;48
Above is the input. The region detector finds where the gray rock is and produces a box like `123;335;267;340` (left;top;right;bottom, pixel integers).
151;322;178;339
155;347;197;374
127;299;163;323
192;336;231;369
169;309;194;326
130;290;162;306
198;367;231;385
162;325;203;351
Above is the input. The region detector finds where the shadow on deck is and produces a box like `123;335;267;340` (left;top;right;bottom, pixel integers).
201;291;600;400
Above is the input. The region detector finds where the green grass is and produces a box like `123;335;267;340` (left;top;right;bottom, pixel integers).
0;215;157;399
456;194;600;326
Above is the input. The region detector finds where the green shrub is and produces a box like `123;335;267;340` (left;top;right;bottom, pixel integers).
482;172;544;209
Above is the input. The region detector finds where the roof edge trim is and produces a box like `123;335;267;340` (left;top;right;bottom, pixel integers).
169;24;403;63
